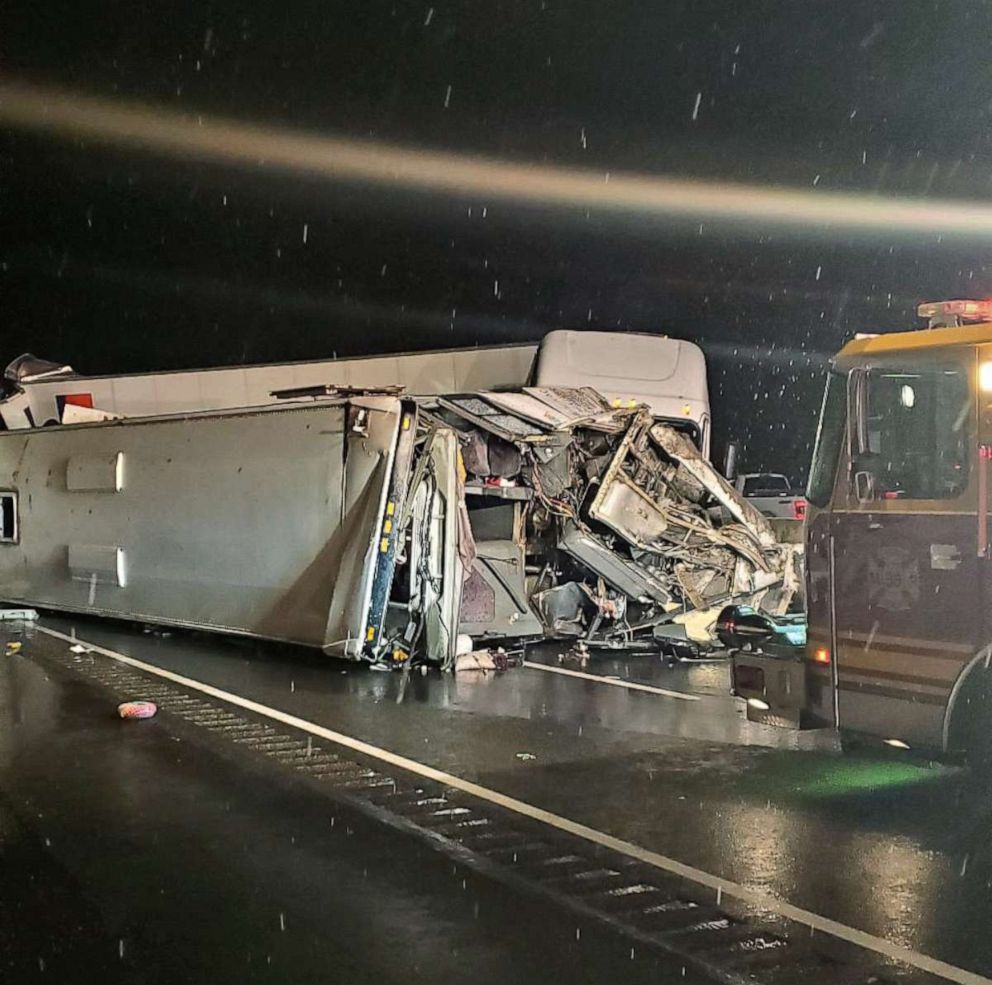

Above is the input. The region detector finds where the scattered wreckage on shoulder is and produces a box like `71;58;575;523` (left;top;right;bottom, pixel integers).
0;383;801;668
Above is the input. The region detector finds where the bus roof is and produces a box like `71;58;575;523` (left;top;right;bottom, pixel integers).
837;321;992;362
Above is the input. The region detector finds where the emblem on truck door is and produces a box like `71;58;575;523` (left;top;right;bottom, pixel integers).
867;546;920;612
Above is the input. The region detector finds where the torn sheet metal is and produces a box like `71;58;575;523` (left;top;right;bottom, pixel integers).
483;387;627;432
650;422;776;549
449;393;800;655
459;540;544;640
533;581;588;636
558;522;674;605
437;395;552;443
4;353;75;383
61;404;122;425
522;386;626;430
480;390;577;430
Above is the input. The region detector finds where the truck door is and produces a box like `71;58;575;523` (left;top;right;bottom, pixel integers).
803;371;847;728
832;354;977;748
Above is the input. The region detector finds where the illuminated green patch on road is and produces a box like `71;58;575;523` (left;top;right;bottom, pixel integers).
729;752;954;803
798;758;944;798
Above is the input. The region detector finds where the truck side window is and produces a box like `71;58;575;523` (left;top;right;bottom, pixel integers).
807;371;846;508
855;366;971;500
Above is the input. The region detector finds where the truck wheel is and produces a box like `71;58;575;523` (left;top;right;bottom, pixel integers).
961;668;992;774
968;717;992;775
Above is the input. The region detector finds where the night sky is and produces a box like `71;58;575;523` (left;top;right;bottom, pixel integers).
3;1;992;478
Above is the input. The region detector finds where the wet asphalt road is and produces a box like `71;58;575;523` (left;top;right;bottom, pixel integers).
2;615;992;982
0;642;700;985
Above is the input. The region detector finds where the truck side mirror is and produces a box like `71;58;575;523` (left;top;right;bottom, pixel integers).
851;451;878;502
853;469;875;503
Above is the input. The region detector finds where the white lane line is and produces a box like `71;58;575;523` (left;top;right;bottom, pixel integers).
523;660;700;701
35;625;990;985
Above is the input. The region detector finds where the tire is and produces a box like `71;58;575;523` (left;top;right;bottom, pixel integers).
960;666;992;774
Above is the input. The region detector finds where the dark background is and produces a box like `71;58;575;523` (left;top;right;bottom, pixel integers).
3;1;992;478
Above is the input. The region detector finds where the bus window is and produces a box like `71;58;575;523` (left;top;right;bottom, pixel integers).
852;366;971;501
807;371;847;508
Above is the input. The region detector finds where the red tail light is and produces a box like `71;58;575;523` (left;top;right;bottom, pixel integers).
812;647;830;665
792;498;807;521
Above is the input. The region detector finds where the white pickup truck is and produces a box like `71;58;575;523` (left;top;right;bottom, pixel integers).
733;473;806;520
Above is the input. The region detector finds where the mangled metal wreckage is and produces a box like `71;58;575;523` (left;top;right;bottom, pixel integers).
0;386;800;667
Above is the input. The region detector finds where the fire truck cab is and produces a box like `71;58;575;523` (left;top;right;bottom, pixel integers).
732;300;992;759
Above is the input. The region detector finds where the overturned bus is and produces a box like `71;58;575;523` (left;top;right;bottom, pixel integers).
732;299;992;761
0;382;798;667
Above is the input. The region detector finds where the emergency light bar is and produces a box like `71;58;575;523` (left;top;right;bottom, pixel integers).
917;299;992;327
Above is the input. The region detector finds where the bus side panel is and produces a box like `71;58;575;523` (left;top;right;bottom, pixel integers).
0;404;398;653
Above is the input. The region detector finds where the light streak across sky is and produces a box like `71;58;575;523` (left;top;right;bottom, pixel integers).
2;79;991;239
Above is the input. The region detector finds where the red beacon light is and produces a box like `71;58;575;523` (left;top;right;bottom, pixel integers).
917;299;992;327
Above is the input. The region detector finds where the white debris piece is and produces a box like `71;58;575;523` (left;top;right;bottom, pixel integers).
0;608;38;621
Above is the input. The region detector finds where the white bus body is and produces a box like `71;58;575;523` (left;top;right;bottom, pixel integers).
1;331;710;455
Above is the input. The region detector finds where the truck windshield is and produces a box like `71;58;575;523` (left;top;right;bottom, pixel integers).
806;370;846;508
